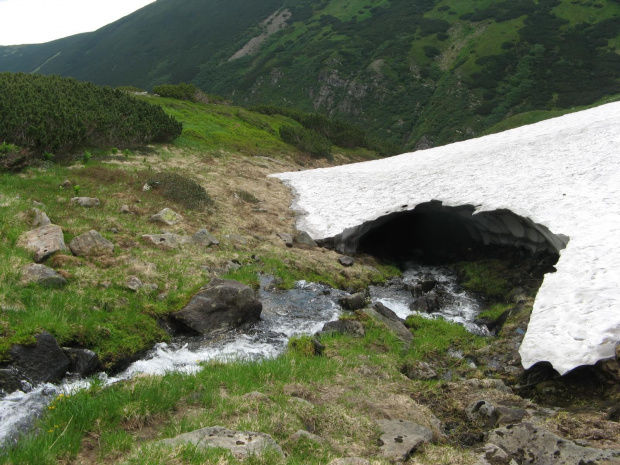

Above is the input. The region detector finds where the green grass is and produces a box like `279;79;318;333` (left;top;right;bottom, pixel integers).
142;96;297;158
454;259;513;301
476;302;513;321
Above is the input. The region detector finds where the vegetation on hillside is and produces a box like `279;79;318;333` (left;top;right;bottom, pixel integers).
0;73;182;163
1;0;619;150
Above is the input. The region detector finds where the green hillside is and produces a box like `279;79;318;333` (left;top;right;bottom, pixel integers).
1;0;620;149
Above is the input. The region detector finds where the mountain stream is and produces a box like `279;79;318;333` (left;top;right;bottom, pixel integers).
0;261;486;446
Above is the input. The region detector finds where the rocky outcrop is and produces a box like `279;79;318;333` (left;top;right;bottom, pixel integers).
171;279;262;334
158;426;283;458
480;423;620;465
17;224;67;262
69;230;114;256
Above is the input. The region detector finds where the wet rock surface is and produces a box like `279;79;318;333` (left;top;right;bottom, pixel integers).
172;279;262;335
8;332;69;386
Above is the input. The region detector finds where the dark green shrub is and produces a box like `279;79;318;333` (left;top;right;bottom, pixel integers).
423;45;441;58
0;73;182;157
117;85;146;93
153;83;199;101
0;142;34;172
279;125;332;159
147;172;214;210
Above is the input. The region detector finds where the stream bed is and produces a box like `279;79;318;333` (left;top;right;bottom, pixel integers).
0;262;486;446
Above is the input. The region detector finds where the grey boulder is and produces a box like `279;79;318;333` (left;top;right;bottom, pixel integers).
150;208;182;225
338;292;366;311
172;279;262;334
21;264;66;287
17;224;67;262
69;230;114;256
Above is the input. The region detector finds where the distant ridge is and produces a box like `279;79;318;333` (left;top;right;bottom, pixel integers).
1;0;619;150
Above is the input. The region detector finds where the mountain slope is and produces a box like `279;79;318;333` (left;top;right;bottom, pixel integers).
1;0;620;149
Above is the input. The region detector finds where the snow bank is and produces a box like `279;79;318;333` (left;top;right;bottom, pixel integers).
272;102;620;375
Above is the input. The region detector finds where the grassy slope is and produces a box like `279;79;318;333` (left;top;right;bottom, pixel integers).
0;97;391;367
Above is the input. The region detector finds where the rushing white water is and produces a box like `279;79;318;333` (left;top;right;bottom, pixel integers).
0;270;484;447
369;262;487;335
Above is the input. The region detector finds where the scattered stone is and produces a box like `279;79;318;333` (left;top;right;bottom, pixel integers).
172;279;262;335
485;422;620;464
338;292;366;311
126;276;143;292
191;229;219;247
411;292;440;313
141;233;187;250
508;287;528;304
339;255;355;267
243;391;270;402
225;234;247;245
226;260;242;272
21;264;67;287
9;332;70;385
328;459;370;465
376;419;433;462
150;208;182;225
289;430;325;444
466;400;498;427
62;348;99;377
142;283;159;292
69;230;114;257
321;320;365;337
294;231;316;248
158;426;283;458
61;180;72;189
31;208;51;228
412;280;438;295
71;197;100;207
157;292;168;301
496;406;527;425
32;200;45;208
372;301;403;322
277;232;294;247
120;205;130;214
463;378;512;394
401;361;438;381
289;396;314;407
17;224;67;263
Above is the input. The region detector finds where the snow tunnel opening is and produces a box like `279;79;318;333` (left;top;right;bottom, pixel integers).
333;201;569;266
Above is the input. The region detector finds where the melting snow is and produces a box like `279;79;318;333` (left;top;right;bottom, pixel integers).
273;102;620;375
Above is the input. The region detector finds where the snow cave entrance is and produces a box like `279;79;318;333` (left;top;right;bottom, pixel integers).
332;201;569;262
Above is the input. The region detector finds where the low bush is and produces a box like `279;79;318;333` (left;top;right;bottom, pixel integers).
0;73;182;158
279;125;332;158
147;172;214;210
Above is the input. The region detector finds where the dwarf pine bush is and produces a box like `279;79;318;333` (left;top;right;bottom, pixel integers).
0;73;183;158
